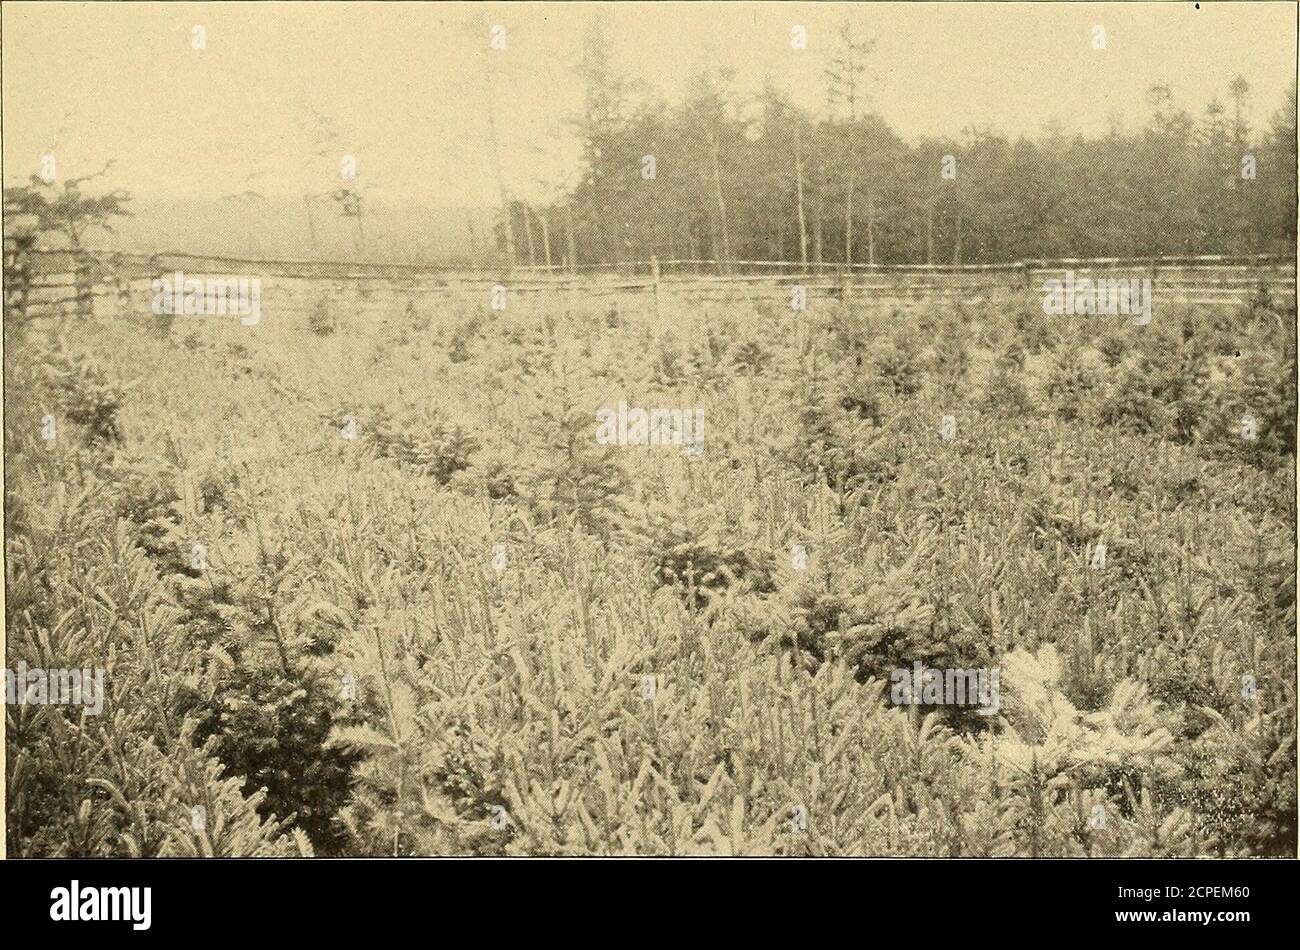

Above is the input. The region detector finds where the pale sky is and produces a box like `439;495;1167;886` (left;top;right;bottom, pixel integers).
2;1;1295;206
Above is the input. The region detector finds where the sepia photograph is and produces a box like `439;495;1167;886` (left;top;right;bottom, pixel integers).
1;0;1297;892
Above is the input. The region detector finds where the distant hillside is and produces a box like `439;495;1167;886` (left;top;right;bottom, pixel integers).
94;197;504;266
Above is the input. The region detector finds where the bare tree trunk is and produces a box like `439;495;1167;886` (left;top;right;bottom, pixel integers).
844;121;859;268
926;198;935;265
523;204;537;267
814;192;824;265
565;203;578;274
845;160;855;268
953;200;963;266
481;47;515;269
867;188;875;265
795;125;808;268
709;130;731;273
539;211;552;268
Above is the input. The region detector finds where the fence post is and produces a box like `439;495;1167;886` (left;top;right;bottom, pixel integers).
3;237;33;322
111;253;131;316
75;253;94;318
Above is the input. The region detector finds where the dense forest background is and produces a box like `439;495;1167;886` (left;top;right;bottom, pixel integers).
512;19;1298;269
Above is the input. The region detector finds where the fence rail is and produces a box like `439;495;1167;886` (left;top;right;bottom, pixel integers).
4;243;1295;320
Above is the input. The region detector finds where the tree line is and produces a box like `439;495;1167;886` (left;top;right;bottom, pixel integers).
500;19;1298;270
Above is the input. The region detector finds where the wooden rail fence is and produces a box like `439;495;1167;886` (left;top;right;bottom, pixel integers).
4;242;1295;321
